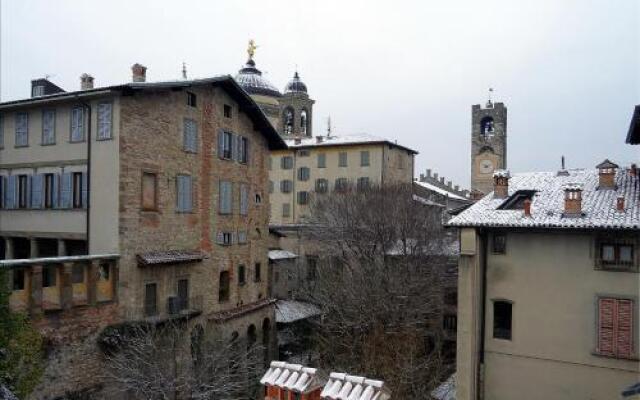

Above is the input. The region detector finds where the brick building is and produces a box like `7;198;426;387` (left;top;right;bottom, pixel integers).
0;64;285;398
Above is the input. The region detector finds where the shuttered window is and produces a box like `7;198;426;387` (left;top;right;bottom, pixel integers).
176;175;193;212
239;183;249;215
282;203;291;218
597;297;634;358
70;107;85;142
317;153;326;168
298;167;310;181
218;130;233;159
15;113;28;147
360;151;370;166
31;174;43;208
315;179;328;193
237;231;247;244
183;118;197;153
281;156;293;169
297;191;309;205
219;180;233;214
42;110;56;145
238;136;249;164
280;180;293;193
97;103;113;140
338;152;348;167
17;175;29;209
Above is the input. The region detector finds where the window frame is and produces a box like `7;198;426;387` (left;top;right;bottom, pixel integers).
315;178;328;193
223;104;232;118
282;203;291;218
360;150;370;167
298;167;310;181
187;92;197;108
44;173;55;209
183;118;198;153
141;171;159;211
492;299;513;340
281;156;293;170
144;282;158;317
297;191;309;205
70;106;86;143
595;295;636;359
72;172;83;209
17;175;28;209
317;153;326;168
96;102;113;140
41;109;56;145
492;232;507;254
15;112;29;148
596;235;638;272
219;271;230;302
338;152;348;167
237;265;246;286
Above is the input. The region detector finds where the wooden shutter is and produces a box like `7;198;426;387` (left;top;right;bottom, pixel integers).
25;175;32;208
216;231;224;245
176;176;184;211
240;184;248;215
52;173;59;208
98;103;112;139
31;174;43;209
244;137;249;163
184;176;192;211
81;172;88;208
598;298;616;356
217;129;225;159
231;134;237;161
617;299;633;357
60;172;72;208
5;175;16;209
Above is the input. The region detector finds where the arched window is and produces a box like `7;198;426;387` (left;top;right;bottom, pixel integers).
300;109;308;136
247;324;257;349
480;116;494;135
283;108;294;135
262;318;271;367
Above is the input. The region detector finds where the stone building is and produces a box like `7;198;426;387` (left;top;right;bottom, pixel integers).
470;99;507;197
449;127;640;400
0;64;285;398
414;169;472;212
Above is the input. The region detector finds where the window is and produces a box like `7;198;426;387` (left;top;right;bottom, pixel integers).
44;174;54;209
12;269;25;291
280;180;293;193
42;110;56;145
298;167;310;181
443;314;457;332
297;191;309;205
72;172;83;209
43;267;57;288
255;193;262;204
32;85;44;97
239;184;249;215
254;263;262;282
493;233;506;254
99;263;110;280
281;156;293;169
269;181;274;193
493;300;512;340
600;243;634;266
144;283;158;316
307;256;318;281
282;203;291;218
339;152;348;167
237;230;247;244
334;178;348;192
597;297;634;358
238;265;246;286
238;136;249;164
300;109;308;136
0;177;4;209
17;175;28;209
283;108;294;135
97;103;113;140
142;172;158;210
219;180;233;214
216;231;233;246
71;265;85;284
177;279;189;310
268;157;273;170
317;153;326;168
223;104;232;118
187;92;197;107
15;113;28;147
315;178;328;193
299;149;310;157
219;271;230;301
70;107;85;142
218;131;233;159
480;116;494;135
357;177;370;191
360;151;370;166
183;119;198;153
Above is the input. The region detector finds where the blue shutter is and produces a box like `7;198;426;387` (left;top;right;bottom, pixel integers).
232;134;238;161
216;231;224;244
31;174;43;209
240;184;248;215
60;172;72;209
184;176;192;211
81;172;88;208
5;175;16;209
217;129;224;159
26;175;32;208
52;174;60;208
176;176;184;211
245;138;249;164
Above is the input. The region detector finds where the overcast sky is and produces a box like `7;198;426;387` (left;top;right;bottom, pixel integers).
1;0;638;186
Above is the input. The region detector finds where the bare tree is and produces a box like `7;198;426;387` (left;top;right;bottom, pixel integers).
301;183;456;398
101;319;263;400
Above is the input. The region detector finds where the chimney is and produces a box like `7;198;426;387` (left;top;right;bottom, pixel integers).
131;63;147;82
316;136;324;144
454;185;459;191
630;164;637;177
80;73;94;90
439;177;445;184
493;170;510;198
419;173;425;181
617;195;625;212
426;169;432;177
564;183;583;216
447;180;452;188
433;173;439;181
596;159;618;189
524;198;532;217
294;138;302;145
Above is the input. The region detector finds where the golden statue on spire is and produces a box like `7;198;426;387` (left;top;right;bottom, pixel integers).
247;39;258;60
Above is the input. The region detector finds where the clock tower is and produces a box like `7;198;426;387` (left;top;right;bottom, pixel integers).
470;98;507;197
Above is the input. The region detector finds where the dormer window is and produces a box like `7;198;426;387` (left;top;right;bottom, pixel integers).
497;190;536;210
32;85;45;97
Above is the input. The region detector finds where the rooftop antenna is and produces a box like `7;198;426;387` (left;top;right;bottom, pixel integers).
182;62;187;80
486;87;494;108
44;74;55;81
561;155;566;170
326;116;332;137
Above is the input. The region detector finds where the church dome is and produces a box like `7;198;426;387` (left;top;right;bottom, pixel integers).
234;59;282;98
284;71;308;94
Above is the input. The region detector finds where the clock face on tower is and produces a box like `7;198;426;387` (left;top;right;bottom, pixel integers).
480;159;494;174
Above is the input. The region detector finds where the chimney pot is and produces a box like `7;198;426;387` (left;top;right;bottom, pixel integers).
563;183;583;216
131;63;147;82
493;170;510;199
616;196;625;212
80;73;94;90
524;198;532;217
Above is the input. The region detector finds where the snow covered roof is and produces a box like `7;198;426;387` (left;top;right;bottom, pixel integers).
448;167;640;230
275;300;322;323
431;374;456;400
320;372;391;400
260;361;326;394
284;133;418;154
269;250;298;261
414;180;469;201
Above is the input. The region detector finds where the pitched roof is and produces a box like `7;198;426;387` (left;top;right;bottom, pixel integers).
414;180;469;201
275;300;322;323
448;167;640;230
260;361;327;394
269;249;298;260
283;133;418;154
0;76;286;150
320;372;391;400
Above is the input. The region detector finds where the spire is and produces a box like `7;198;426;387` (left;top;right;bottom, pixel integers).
182;62;187;80
327;116;332;137
486;87;494;108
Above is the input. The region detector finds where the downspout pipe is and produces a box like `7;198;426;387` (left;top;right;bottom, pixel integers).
75;96;92;253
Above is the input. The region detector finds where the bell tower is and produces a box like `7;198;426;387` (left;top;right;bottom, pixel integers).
279;71;314;137
470;94;507;197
